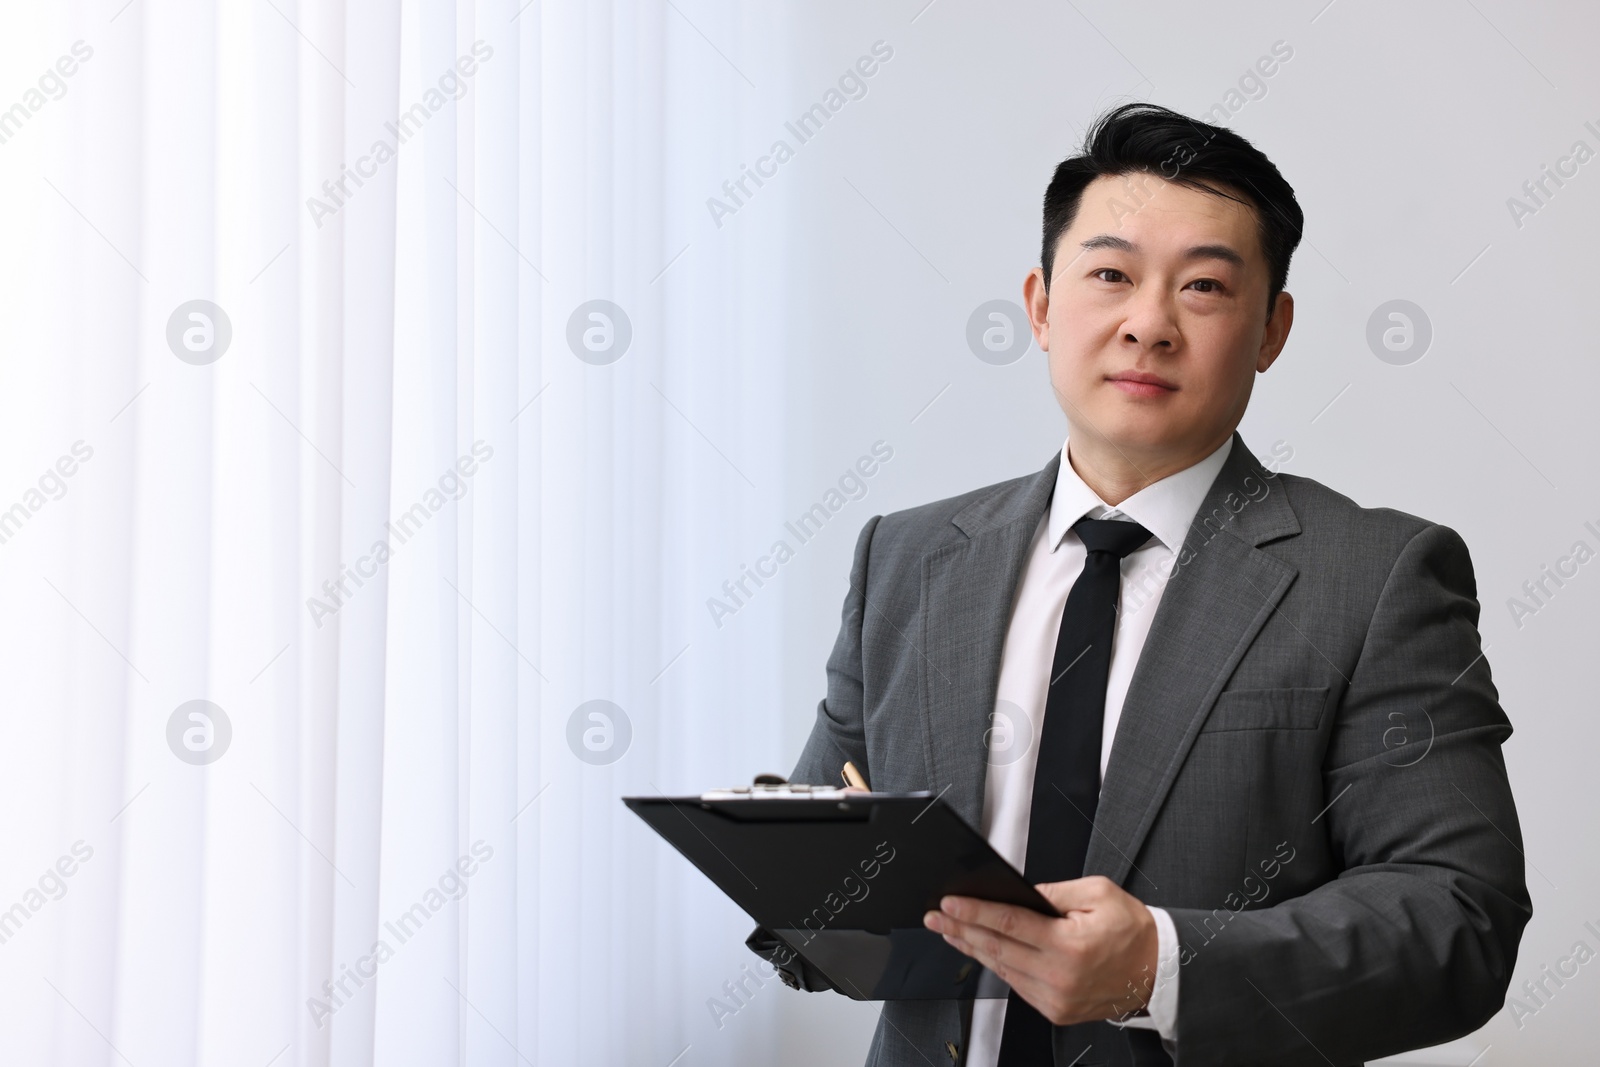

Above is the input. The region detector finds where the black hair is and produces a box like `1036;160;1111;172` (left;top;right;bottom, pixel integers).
1040;103;1303;318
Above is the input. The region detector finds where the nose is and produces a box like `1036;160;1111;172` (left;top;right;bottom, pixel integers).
1120;286;1179;351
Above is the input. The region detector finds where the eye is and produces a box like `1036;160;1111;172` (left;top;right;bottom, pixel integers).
1187;278;1224;293
1093;268;1128;283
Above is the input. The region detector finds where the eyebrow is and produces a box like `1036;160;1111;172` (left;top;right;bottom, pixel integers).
1078;233;1246;268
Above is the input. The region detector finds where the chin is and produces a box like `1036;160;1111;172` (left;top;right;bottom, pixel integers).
1076;405;1176;450
1108;431;1178;458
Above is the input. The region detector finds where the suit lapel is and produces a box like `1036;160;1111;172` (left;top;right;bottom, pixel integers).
920;454;1059;832
1083;432;1302;884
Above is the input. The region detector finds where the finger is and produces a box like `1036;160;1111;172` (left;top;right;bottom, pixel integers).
1035;875;1116;914
935;926;1064;1021
942;924;1106;1029
924;907;1050;985
936;894;1059;944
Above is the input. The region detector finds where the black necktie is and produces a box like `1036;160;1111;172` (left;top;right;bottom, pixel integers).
996;515;1153;1065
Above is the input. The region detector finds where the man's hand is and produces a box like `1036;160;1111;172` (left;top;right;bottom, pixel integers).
923;875;1159;1026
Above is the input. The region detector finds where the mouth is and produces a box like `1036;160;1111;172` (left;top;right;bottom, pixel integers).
1106;371;1177;396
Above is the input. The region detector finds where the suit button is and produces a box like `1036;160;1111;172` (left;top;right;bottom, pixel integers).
945;1039;959;1061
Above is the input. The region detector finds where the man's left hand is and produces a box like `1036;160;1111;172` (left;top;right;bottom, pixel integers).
923;875;1158;1026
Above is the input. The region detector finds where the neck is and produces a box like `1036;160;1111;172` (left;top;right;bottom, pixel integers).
1066;431;1229;506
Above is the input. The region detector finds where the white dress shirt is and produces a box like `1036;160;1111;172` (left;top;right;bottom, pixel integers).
964;433;1233;1067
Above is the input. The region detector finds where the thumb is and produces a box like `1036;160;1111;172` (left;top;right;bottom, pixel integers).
1035;875;1115;914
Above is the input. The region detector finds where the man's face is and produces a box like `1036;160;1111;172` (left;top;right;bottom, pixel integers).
1024;172;1293;475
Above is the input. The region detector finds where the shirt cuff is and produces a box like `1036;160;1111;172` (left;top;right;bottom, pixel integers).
1109;905;1179;1042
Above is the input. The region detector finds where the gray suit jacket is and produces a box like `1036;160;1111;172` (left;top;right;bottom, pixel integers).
765;431;1530;1067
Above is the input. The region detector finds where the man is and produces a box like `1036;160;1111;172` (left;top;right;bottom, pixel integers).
754;103;1530;1066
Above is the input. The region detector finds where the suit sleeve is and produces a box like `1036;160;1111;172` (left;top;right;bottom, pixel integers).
744;514;882;993
789;513;882;787
1163;523;1532;1066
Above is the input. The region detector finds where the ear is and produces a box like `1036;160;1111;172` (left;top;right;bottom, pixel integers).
1023;267;1051;352
1257;291;1294;372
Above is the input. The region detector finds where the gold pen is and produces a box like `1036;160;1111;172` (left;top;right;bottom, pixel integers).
842;760;870;791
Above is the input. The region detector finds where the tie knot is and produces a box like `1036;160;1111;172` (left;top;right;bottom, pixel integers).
1072;516;1153;559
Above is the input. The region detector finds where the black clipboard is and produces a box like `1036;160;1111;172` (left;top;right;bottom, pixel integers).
624;790;1056;1000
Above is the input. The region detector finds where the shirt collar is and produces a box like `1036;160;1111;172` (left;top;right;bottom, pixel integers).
1046;434;1235;555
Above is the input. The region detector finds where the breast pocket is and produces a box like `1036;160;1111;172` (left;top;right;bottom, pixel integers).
1200;685;1331;732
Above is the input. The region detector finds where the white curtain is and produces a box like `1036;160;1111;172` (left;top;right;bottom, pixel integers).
0;1;797;1064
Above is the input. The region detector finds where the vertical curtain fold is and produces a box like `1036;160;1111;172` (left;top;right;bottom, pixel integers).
1;2;793;1065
